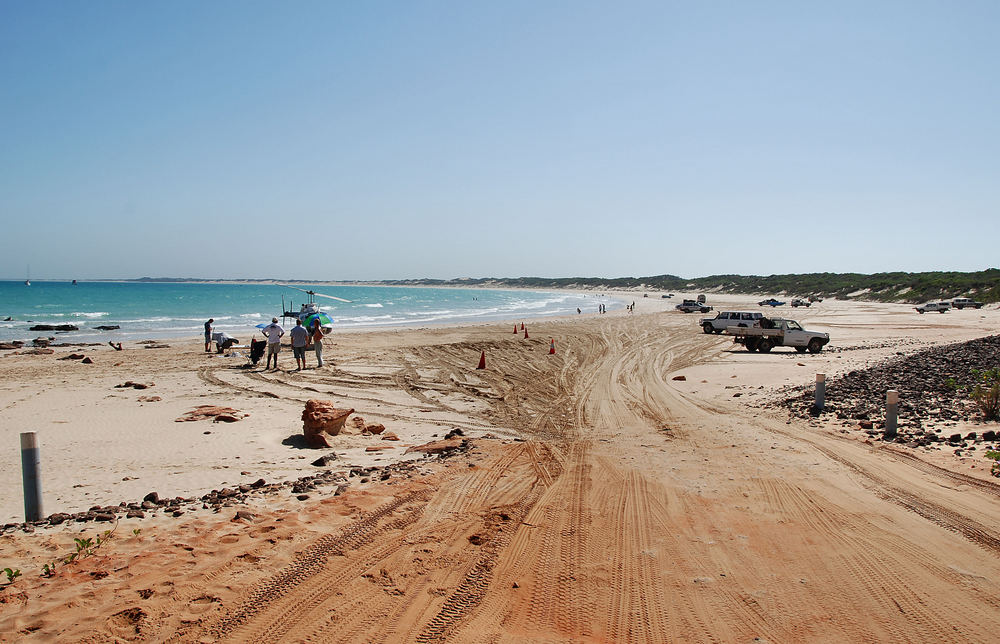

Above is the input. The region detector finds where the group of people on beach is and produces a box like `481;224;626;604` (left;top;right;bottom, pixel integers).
204;317;325;371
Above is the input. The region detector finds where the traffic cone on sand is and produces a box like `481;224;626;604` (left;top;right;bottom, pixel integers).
520;322;524;330
477;351;486;369
549;339;556;354
524;329;529;339
513;325;518;334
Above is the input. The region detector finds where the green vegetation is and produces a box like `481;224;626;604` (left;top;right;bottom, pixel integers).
3;567;21;584
381;268;1000;304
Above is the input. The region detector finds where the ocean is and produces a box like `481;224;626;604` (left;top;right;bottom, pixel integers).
0;281;615;344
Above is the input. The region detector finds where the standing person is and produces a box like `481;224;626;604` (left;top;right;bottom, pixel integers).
311;319;325;368
290;319;309;371
204;319;214;353
262;317;284;371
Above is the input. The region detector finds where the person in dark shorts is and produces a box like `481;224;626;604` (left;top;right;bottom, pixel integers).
204;319;214;353
289;319;309;371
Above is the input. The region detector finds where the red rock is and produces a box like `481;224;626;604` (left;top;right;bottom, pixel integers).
672;375;686;381
301;399;354;448
365;445;394;452
381;432;400;441
404;438;464;455
81;356;93;363
365;423;386;435
176;405;247;422
349;416;366;429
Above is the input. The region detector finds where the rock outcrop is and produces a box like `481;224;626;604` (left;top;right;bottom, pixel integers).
302;399;354;448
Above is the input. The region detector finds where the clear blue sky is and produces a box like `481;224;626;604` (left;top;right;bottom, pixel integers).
2;1;997;280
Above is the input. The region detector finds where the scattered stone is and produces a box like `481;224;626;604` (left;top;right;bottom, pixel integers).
311;453;339;467
93;325;120;330
859;420;874;430
349;416;367;429
175;405;247;423
143;344;170;349
672;375;687;381
115;381;152;390
364;423;386;434
296;494;310;501
404;438;466;456
137;395;161;402
381;432;400;441
365;445;394;452
81;357;93;364
444;428;465;440
59;353;86;361
233;510;256;522
126;509;145;519
143;492;160;504
301;399;355;447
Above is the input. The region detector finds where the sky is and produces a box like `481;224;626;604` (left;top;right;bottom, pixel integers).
1;1;998;281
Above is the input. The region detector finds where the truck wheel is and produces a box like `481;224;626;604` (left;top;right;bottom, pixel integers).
796;346;807;353
703;323;714;334
939;309;947;313
757;339;773;353
745;338;759;352
917;309;924;314
808;339;823;354
714;328;723;334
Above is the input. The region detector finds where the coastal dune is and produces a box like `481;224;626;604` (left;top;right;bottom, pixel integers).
2;294;1000;641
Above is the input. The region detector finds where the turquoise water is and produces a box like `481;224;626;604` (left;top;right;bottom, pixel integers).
0;281;613;343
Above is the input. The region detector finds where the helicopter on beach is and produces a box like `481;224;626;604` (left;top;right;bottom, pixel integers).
275;285;352;334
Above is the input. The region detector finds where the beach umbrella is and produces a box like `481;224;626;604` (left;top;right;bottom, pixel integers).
303;312;334;329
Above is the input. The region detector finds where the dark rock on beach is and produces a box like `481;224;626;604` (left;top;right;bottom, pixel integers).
779;335;1000;448
29;324;79;331
93;325;120;330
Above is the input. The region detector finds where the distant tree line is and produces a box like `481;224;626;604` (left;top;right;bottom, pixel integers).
380;269;1000;304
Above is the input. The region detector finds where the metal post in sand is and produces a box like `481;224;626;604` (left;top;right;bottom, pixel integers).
813;373;826;412
20;432;43;522
884;390;899;439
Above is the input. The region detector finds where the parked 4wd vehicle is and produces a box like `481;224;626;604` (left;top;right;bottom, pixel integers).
676;299;712;313
951;298;984;309
790;298;811;307
758;298;785;307
726;318;830;353
915;301;951;314
700;311;763;334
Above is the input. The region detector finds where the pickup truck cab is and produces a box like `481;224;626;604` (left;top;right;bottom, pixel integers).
915;301;950;314
951;298;984;309
700;311;763;334
726;318;830;353
758;298;786;307
676;299;713;313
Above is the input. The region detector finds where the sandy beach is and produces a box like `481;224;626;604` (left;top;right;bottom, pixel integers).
2;293;1000;641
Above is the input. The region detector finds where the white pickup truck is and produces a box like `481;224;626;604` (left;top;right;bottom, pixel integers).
725;318;830;353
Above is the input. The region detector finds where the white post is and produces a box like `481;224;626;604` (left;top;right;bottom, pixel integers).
814;374;826;412
885;390;899;439
20;432;43;522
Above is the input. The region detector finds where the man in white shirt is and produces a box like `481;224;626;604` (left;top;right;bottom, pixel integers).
289;319;310;371
262;317;284;371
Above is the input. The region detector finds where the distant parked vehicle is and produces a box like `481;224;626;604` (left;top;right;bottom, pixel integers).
915;301;951;314
790;298;811;308
807;296;823;302
758;298;786;307
696;294;707;304
676;299;712;313
951;298;984;309
700;311;764;334
661;294;674;298
726;318;830;353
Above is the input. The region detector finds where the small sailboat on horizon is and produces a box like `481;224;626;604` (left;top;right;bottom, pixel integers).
25;265;30;286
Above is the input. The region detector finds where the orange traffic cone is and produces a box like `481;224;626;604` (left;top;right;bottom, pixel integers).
523;329;529;339
477;351;486;369
520;322;524;330
513;325;518;334
549;339;555;354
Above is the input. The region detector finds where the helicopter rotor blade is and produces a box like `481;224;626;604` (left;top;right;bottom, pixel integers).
310;291;353;303
279;284;353;303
